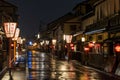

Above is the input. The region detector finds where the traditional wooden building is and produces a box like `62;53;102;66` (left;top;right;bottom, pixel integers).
0;0;18;74
47;0;120;75
83;0;120;73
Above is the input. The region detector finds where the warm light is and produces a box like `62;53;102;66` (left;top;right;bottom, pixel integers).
71;46;74;50
52;39;56;45
115;44;120;52
37;33;40;39
45;40;49;45
81;36;85;42
65;45;67;48
40;40;44;45
33;42;37;46
4;22;17;38
11;44;14;47
63;34;66;40
12;28;20;40
84;47;90;52
89;42;94;48
70;43;74;51
17;37;22;44
22;38;26;41
70;43;74;47
65;35;72;43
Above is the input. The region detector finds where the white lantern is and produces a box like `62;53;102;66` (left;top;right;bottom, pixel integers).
4;22;17;38
65;35;72;43
81;36;85;42
52;39;56;45
45;40;49;45
12;28;20;40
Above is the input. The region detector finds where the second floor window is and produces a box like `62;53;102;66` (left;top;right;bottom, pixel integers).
70;25;77;31
97;35;102;40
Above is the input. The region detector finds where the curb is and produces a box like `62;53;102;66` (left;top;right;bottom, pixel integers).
0;67;8;80
71;60;120;79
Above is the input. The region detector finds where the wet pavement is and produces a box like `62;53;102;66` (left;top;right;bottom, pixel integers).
2;63;26;80
26;50;120;80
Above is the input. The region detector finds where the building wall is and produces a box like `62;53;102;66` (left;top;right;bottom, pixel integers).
95;0;120;21
0;0;18;73
82;0;120;72
63;23;80;35
82;15;95;31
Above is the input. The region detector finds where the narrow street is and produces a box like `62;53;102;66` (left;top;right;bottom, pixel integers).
26;50;120;80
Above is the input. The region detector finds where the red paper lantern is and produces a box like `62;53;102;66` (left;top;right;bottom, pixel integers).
89;42;94;48
115;44;120;52
70;43;74;47
84;47;90;52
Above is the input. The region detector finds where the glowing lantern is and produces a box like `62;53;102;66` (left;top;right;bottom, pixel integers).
65;45;67;48
52;39;56;45
115;44;120;52
89;42;94;48
84;47;90;52
65;35;72;43
12;28;20;40
3;22;17;79
70;43;74;47
71;46;74;50
81;36;85;42
70;43;74;51
4;22;17;38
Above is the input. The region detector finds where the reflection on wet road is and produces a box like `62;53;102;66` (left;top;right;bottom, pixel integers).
26;50;120;80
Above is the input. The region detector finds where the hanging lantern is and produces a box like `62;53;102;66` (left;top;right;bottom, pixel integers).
65;45;67;48
70;43;74;51
12;28;20;40
81;36;85;42
84;47;90;52
70;43;74;47
89;42;94;48
4;22;17;38
115;44;120;53
52;39;56;45
65;35;72;43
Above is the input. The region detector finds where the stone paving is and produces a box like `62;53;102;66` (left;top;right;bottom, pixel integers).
2;69;26;80
2;63;26;80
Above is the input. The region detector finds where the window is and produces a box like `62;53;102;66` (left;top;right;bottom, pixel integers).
97;35;102;40
115;0;120;13
70;25;77;31
89;36;93;41
79;26;82;31
94;44;102;54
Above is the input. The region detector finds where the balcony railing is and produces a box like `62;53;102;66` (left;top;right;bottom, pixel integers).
109;14;120;31
85;18;108;34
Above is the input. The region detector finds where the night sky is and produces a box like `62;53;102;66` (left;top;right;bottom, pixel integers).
6;0;84;38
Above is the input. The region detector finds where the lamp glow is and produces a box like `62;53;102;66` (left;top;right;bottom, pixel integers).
4;22;17;38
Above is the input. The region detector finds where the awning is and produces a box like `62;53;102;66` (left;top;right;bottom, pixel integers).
85;28;105;35
108;25;120;33
73;31;83;37
85;19;108;35
103;37;120;43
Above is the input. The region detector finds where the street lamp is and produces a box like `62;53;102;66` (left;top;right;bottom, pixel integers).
52;39;56;45
52;39;57;58
45;40;49;53
81;36;85;42
37;33;40;39
65;35;72;61
81;36;85;52
4;22;17;80
12;28;20;62
45;40;49;45
52;39;56;50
